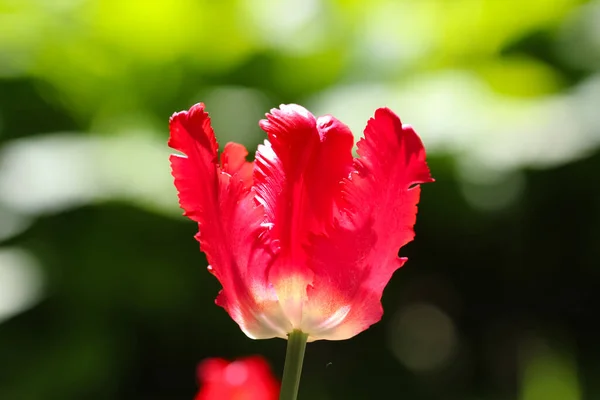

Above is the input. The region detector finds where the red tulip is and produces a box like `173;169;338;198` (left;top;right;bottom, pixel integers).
195;356;279;400
169;103;433;341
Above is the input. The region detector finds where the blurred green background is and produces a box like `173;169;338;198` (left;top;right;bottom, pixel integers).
1;0;599;399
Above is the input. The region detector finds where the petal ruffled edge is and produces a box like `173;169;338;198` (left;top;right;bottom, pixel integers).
169;103;289;340
253;105;355;329
302;107;433;340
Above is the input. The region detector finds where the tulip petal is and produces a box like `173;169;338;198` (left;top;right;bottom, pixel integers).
254;105;354;327
168;104;219;223
304;108;433;340
221;142;253;189
169;103;289;339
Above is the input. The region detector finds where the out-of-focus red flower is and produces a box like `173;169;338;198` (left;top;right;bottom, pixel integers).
195;356;279;400
169;103;433;341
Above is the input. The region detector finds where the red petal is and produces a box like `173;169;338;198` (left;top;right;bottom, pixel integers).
168;103;219;222
311;115;355;231
221;142;253;189
254;105;354;326
304;108;433;340
169;103;289;339
350;107;433;255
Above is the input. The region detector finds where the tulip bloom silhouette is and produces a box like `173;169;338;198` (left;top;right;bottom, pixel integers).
195;357;279;400
169;103;432;399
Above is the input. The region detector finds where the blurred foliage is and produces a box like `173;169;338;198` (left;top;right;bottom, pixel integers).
1;0;600;399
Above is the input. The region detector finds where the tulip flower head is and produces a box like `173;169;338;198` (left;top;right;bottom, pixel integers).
195;356;279;400
169;103;433;342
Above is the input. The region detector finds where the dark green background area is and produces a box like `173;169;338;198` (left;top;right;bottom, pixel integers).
1;1;599;399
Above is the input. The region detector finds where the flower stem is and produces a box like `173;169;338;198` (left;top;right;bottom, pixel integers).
279;329;309;400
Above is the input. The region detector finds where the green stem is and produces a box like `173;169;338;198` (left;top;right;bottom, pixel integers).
279;330;309;400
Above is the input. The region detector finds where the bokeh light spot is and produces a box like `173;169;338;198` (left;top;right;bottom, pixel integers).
388;303;458;373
